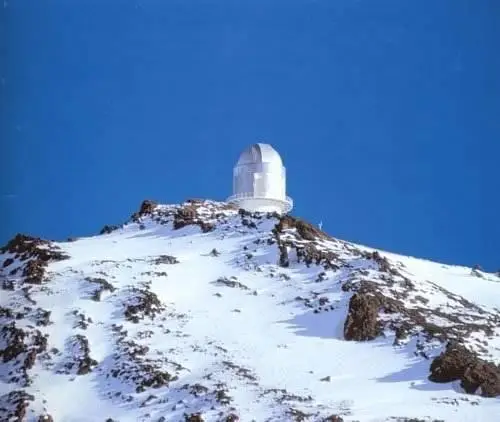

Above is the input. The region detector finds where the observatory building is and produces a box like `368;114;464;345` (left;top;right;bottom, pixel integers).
226;143;293;214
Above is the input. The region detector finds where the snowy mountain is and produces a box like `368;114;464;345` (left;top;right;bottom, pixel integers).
1;198;499;422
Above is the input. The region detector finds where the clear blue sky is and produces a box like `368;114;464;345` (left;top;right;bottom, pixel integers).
2;0;499;271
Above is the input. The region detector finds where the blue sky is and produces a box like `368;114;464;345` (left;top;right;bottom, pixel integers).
2;0;499;271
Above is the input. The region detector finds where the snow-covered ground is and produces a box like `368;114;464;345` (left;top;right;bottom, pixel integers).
1;200;499;422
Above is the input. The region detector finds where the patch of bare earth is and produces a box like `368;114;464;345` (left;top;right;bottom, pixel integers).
213;276;250;291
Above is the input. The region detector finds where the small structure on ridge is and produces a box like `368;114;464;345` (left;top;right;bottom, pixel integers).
226;143;293;214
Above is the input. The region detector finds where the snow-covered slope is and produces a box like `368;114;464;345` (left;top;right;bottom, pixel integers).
1;199;499;422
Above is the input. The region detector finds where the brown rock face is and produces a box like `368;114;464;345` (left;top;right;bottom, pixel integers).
173;205;214;233
185;413;204;422
131;199;159;222
275;215;329;241
23;260;46;284
429;342;500;397
1;234;68;263
1;234;69;286
273;215;341;270
343;293;382;341
323;416;344;422
139;200;158;215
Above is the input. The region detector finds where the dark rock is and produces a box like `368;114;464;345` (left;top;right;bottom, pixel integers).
278;245;289;268
275;215;329;241
344;293;382;341
209;248;220;257
429;342;500;397
2;257;14;268
214;277;249;291
99;225;119;235
1;234;69;286
323;416;344;422
131;199;158;222
184;413;204;422
471;265;484;277
364;251;401;276
0;390;35;422
124;287;165;323
86;277;116;302
241;218;257;229
2;279;15;290
138;200;158;215
154;255;179;265
70;334;98;375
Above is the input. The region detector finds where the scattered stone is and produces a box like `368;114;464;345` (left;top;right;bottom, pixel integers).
222;361;256;381
108;325;177;394
86;277;116;301
0;390;35;421
0;322;48;385
209;248;221;257
213;277;249;291
124;287;165;323
66;334;98;375
154;255;179;265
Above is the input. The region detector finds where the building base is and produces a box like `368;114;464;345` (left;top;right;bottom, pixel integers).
226;194;293;214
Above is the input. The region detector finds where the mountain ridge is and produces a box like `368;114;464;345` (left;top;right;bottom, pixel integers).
1;198;499;422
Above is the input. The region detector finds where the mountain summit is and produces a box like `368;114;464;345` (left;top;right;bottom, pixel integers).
1;199;499;422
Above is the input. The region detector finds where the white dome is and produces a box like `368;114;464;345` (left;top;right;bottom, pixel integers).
236;143;283;168
227;142;293;214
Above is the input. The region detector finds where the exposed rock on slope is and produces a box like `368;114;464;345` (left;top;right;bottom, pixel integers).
1;234;69;285
1;199;500;422
429;342;500;397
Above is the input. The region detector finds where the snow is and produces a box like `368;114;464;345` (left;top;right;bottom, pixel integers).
1;202;500;422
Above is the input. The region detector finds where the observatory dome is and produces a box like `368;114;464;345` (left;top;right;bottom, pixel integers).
236;143;283;168
227;143;293;214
